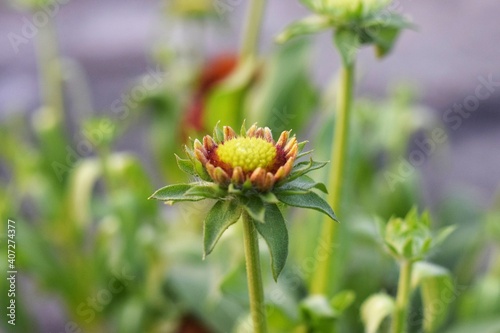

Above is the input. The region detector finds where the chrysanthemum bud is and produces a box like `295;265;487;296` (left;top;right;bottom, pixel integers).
193;124;300;191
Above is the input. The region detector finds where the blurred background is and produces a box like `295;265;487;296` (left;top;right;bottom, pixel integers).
1;0;499;332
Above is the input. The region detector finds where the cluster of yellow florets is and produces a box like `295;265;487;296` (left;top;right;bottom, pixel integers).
217;137;277;173
193;124;298;191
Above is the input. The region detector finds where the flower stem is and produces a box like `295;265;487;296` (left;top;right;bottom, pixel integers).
35;17;64;121
311;63;355;295
242;210;268;333
240;0;267;60
391;260;413;333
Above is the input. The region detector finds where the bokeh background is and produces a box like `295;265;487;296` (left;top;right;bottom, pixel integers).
1;0;499;332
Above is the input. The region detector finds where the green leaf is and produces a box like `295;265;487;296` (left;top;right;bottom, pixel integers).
203;200;242;257
204;60;255;130
364;12;415;33
302;295;337;318
384;241;400;258
276;175;328;193
373;26;401;58
412;262;454;333
253;204;288;280
334;28;360;67
288;158;329;181
300;295;337;332
246;39;318;134
361;293;395;333
212;121;224;143
402;237;414;259
149;184;205;203
434;225;456;246
243;196;266;223
185;184;224;199
193;161;212;181
184;145;211;181
175;154;196;176
240;119;247;136
260;192;279;204
297;149;314;159
297;140;308;153
330;290;356;313
275;190;337;221
276;15;331;44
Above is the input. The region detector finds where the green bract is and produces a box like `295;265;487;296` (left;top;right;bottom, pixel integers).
150;122;337;280
276;0;413;66
379;208;456;262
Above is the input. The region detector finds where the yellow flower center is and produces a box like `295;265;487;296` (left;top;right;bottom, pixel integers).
217;137;276;172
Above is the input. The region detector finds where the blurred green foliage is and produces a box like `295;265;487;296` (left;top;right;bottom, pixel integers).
0;1;499;333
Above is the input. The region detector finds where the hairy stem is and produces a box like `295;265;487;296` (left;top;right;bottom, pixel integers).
242;210;268;333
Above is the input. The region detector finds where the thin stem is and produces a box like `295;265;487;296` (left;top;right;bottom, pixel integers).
35;17;64;120
391;260;413;333
242;210;268;333
240;0;267;60
311;63;355;295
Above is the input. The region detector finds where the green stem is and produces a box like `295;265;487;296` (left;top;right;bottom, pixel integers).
35;17;64;120
391;260;413;333
242;210;268;333
240;0;267;60
310;63;355;295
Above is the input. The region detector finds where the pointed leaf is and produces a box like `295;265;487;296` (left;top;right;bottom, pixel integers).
334;28;360;67
276;175;328;193
297;140;308;153
297;149;314;159
384;241;400;258
175;154;196;176
434;225;456;246
193;161;212;181
288;158;329;181
253;204;288;280
184;145;211;181
240;119;247;136
374;28;400;58
361;293;395;333
149;184;204;203
275;190;337;221
204;200;242;257
276;15;331;44
402;237;414;259
185;184;224;199
243;196;266;223
213;121;224;143
260;192;279;204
